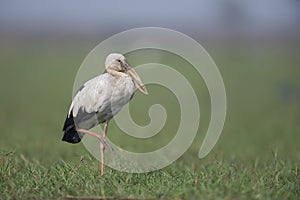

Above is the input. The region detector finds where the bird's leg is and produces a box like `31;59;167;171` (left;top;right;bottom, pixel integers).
100;142;104;176
103;120;109;141
76;128;107;176
76;128;109;147
100;120;109;176
76;122;110;176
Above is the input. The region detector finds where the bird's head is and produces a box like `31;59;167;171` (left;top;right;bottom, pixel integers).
105;53;148;95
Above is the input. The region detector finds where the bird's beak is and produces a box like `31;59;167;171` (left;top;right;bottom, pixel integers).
126;64;148;95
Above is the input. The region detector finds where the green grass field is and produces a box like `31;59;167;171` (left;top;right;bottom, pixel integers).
0;41;299;199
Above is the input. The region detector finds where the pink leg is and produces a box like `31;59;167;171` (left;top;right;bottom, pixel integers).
100;121;109;176
77;121;109;176
76;128;100;139
100;142;104;176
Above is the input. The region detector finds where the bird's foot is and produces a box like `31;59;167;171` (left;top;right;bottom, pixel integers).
98;135;114;152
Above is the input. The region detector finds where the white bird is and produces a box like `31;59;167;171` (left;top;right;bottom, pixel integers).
62;53;148;176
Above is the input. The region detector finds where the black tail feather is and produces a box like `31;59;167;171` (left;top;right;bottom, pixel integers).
62;111;82;144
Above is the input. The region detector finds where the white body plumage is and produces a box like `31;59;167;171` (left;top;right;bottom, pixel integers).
62;53;147;144
69;73;135;126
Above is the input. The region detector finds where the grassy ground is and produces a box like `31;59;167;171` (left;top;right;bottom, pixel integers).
0;40;299;199
1;150;299;199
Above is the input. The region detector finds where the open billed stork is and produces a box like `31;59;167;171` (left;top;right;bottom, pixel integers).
62;53;148;175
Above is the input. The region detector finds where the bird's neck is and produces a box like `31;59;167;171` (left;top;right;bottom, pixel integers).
107;69;127;78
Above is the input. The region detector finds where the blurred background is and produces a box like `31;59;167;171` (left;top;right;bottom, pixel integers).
0;0;299;164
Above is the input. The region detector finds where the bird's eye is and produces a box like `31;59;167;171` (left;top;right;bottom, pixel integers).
116;59;121;63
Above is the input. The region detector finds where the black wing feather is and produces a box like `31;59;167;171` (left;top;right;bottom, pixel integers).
62;111;82;143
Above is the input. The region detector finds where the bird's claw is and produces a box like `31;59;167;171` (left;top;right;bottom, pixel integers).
98;136;114;152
